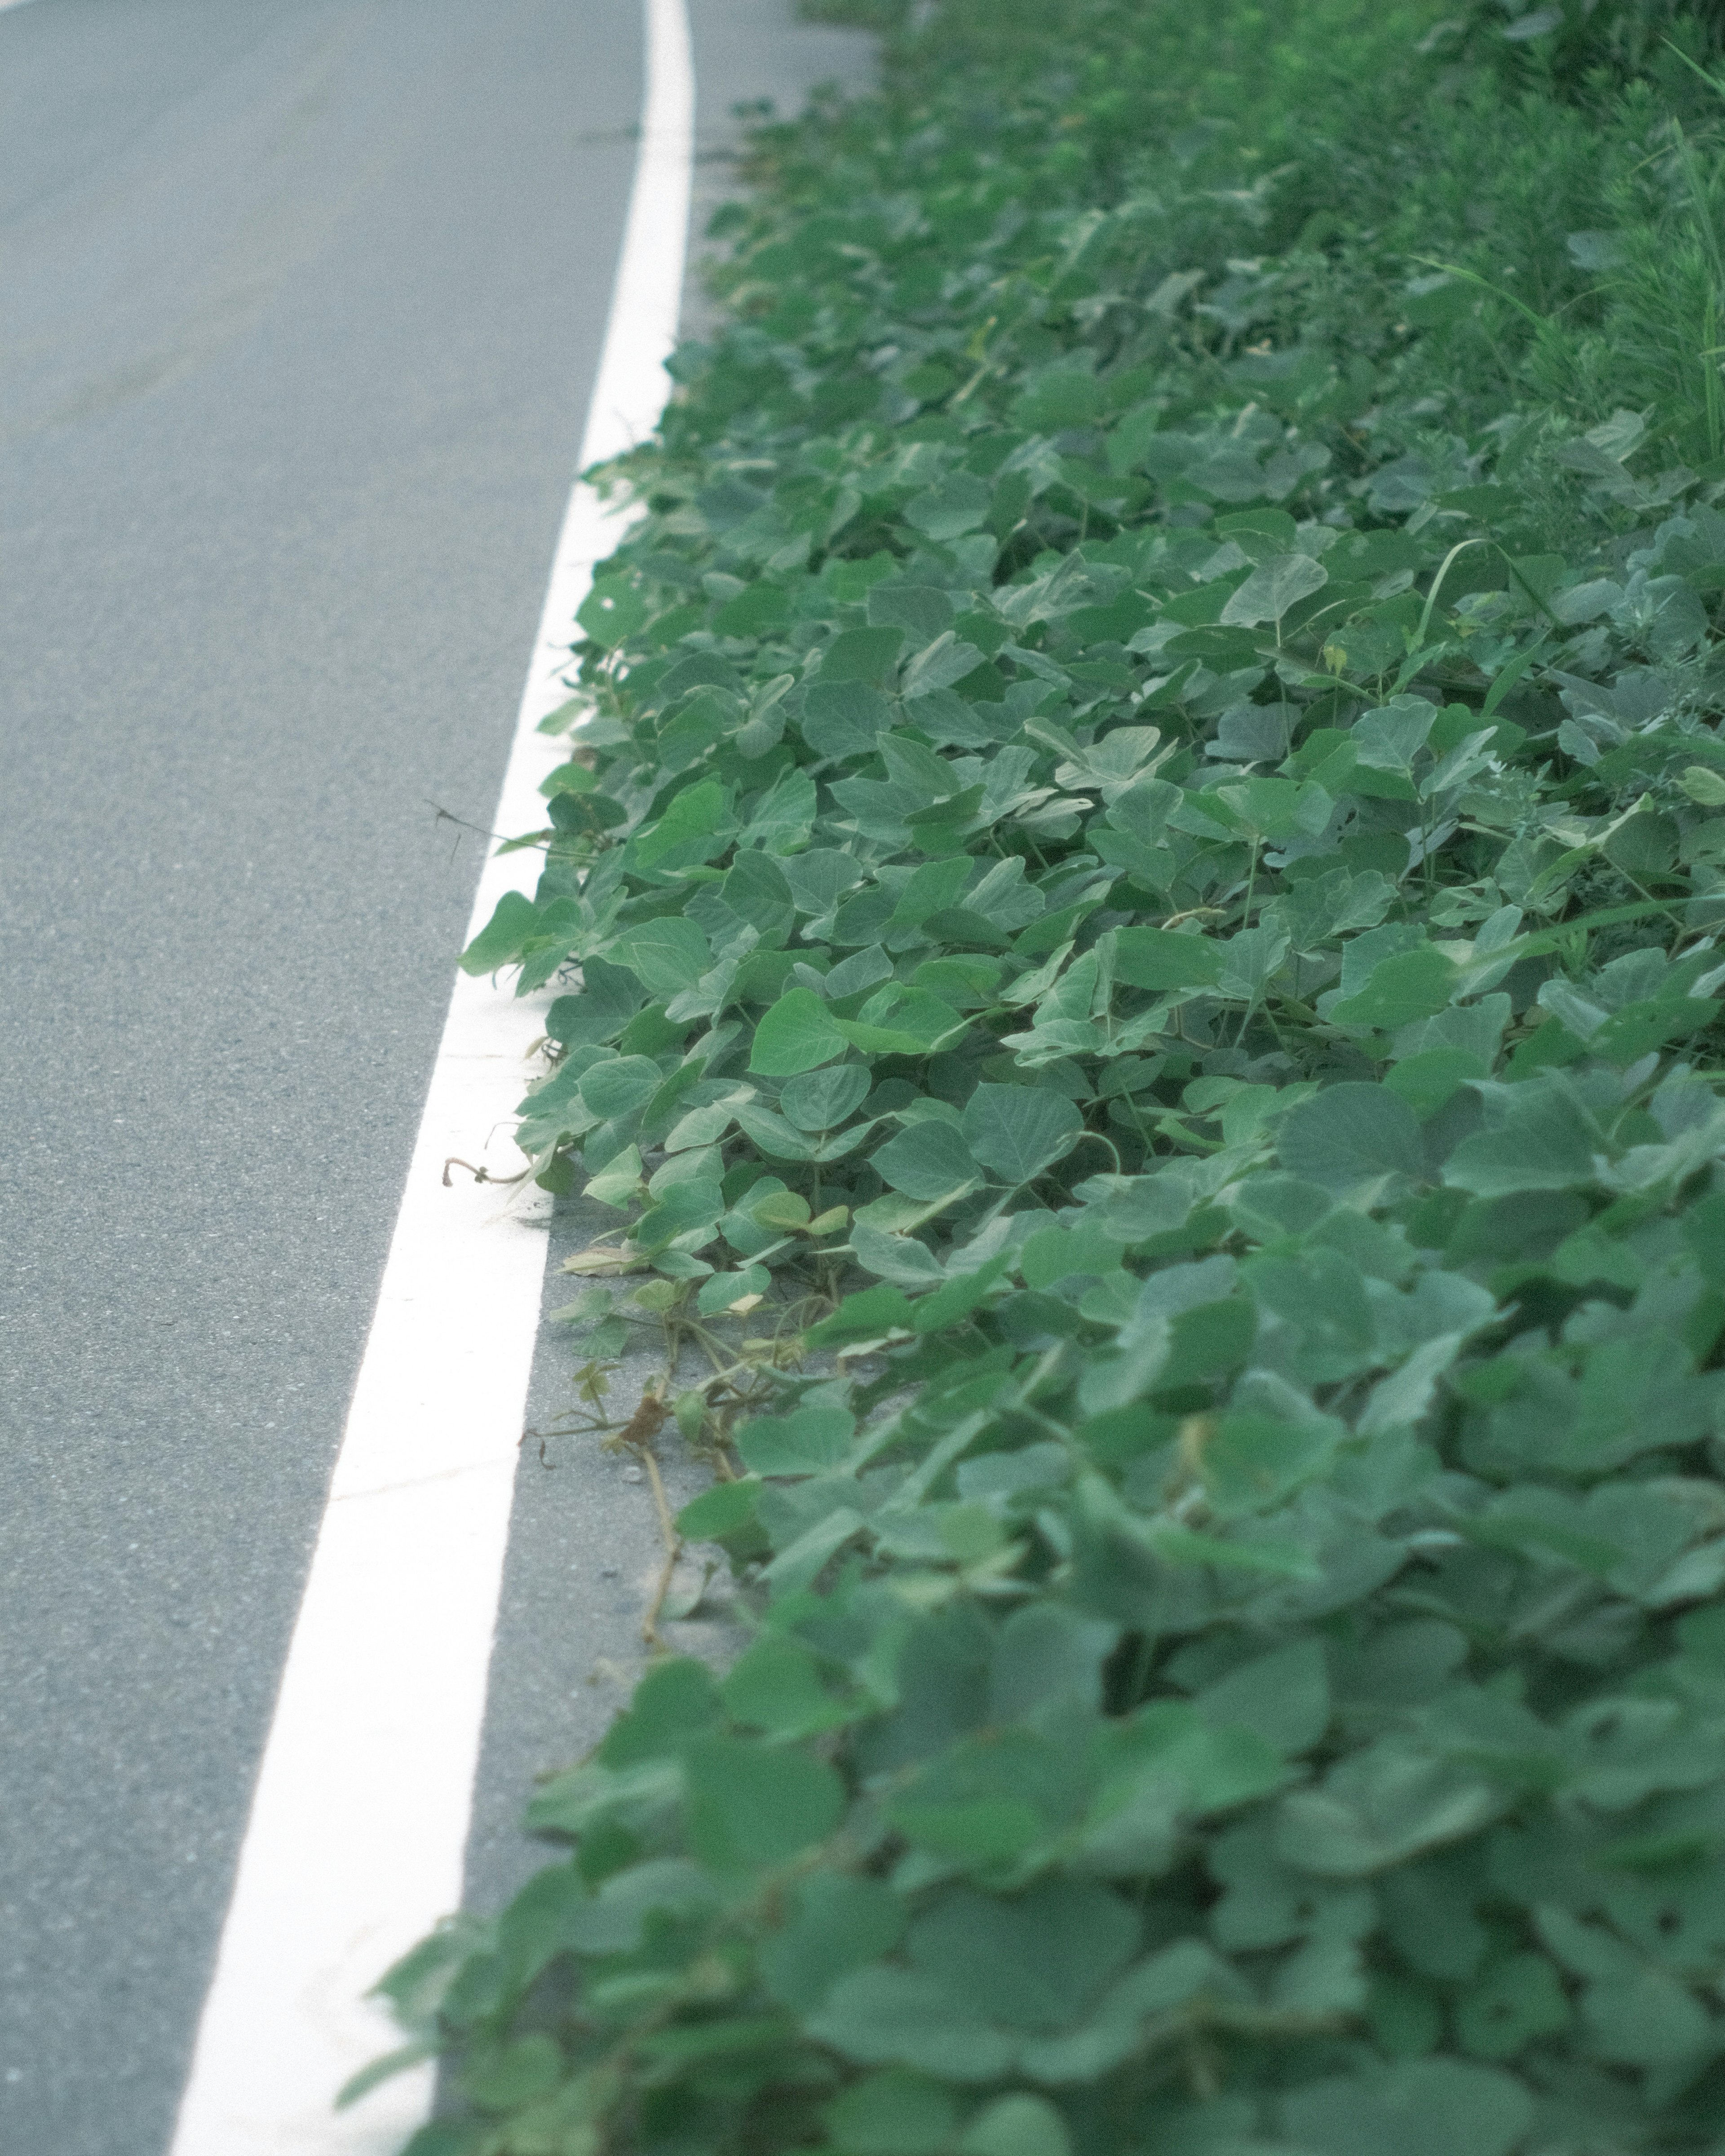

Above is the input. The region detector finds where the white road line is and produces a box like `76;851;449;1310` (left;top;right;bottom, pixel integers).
168;3;693;2149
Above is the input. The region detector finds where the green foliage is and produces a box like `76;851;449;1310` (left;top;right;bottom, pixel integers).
372;0;1725;2148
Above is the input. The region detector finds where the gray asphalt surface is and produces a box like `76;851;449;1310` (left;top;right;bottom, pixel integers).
0;3;870;2151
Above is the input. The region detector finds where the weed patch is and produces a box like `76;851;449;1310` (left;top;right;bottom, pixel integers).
368;2;1725;2148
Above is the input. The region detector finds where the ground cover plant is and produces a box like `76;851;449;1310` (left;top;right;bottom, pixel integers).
369;1;1725;2147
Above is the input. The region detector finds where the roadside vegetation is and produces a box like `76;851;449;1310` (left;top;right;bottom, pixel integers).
372;1;1725;2147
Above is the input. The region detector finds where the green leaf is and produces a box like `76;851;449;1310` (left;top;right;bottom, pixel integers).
804;1966;1018;2082
723;848;796;936
459;890;541;975
1218;552;1327;627
1106;1699;1289;1815
713;580;792;638
821;2070;961;2156
583;1144;645;1209
805;681;893;760
461;2033;564;2112
675;1476;761;1540
1579;1963;1715;2063
807;1284;917;1346
906;1881;1140;2033
1278;2060;1533;2156
695;1264;771;1313
1197;1639;1330;1753
546;959;645;1049
904;472;993;540
834;988;969;1056
821;626;906;686
1277;1084;1423;1192
736;1405;855;1476
1275;1746;1509;1877
915;954;1006;1006
960;1084;1084;1187
761;1872;908;2011
1442;1076;1597;1196
398;2121;488;2156
598;1656;723;1767
1150;1520;1319;1579
781;1062;872;1130
1384;1046;1485;1119
722;1634;851;1743
1216;921;1290;1001
579;574;652;647
684;1734;845;1874
911;1249;1014;1333
1019;1219;1128;1288
631;778;731;870
751;1187;813;1230
1331;945;1460;1032
632;1176;723;1253
1278;867;1396;947
576;1056;662;1120
734;1102;822;1160
872;1120;982;1199
957;2094;1072;2156
988;1601;1115;1721
1592;994;1718;1065
604;917;712;997
1110;926;1223;990
1352;696;1438;779
1454;1953;1570;2061
1018;1942;1250;2081
888;1794;1045;1863
1014;370;1106;429
336;2040;438;2110
750;987;850;1074
902;634;990;699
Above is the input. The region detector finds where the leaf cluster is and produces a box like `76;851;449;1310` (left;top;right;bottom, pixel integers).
377;1;1725;2150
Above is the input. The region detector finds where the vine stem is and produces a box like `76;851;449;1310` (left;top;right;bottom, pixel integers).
616;1388;682;1650
441;1156;531;1188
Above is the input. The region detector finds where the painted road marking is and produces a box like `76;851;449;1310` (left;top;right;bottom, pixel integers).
168;2;693;2148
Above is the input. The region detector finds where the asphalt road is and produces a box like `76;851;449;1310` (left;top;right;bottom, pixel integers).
0;4;871;2151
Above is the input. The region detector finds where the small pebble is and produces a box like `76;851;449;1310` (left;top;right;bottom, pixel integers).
621;1465;644;1484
